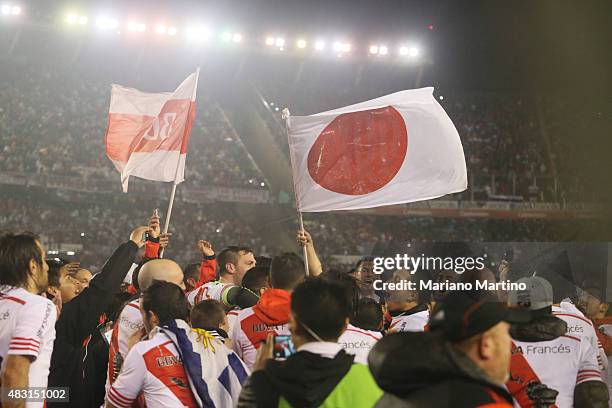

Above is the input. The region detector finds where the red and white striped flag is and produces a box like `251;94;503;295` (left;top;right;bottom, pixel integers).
105;70;199;192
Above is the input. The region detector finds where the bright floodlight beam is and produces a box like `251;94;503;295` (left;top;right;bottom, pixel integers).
297;39;307;49
408;46;419;57
379;45;388;55
275;37;285;47
167;26;177;36
314;40;325;51
232;33;242;43
11;5;20;15
78;15;88;25
265;36;275;46
1;4;11;15
96;16;118;30
155;24;167;35
369;45;378;54
65;12;78;24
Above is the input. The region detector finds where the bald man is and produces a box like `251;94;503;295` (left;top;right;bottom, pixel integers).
107;259;185;392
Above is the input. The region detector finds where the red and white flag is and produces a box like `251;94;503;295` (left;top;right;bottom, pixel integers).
287;87;467;212
105;70;199;192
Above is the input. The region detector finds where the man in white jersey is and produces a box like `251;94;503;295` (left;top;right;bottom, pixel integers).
107;281;247;408
338;298;383;364
107;259;185;393
556;296;608;374
0;232;56;408
186;246;258;310
506;276;608;408
386;269;430;332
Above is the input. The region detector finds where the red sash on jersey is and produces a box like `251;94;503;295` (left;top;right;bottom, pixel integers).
506;342;557;408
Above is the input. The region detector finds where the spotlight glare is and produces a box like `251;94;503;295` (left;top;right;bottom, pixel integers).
265;36;275;46
11;5;20;15
342;43;351;53
333;42;343;52
379;45;388;55
78;15;88;25
1;4;10;15
399;46;409;56
275;37;285;47
314;40;325;51
232;33;242;43
369;45;378;55
167;26;177;36
96;16;118;30
296;39;307;49
408;46;419;57
186;26;210;41
155;24;167;35
221;32;232;42
66;12;78;24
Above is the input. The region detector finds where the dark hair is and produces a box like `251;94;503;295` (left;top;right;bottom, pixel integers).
218;246;253;276
322;272;361;321
46;258;69;288
183;263;201;282
291;277;350;341
270;253;306;291
242;265;270;294
191;300;226;330
141;280;190;324
353;298;383;331
0;232;43;288
254;256;272;270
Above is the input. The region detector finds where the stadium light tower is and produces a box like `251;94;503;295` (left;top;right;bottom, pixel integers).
1;3;20;16
369;45;379;55
265;36;275;46
65;12;78;24
296;39;307;49
314;40;325;51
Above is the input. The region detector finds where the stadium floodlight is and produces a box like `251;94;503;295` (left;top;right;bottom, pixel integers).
78;15;88;25
96;16;118;30
379;45;388;55
314;40;325;51
408;46;419;57
333;42;343;52
275;37;285;47
221;31;232;42
167;26;177;36
265;36;275;46
232;33;242;43
342;43;351;53
65;12;78;24
369;45;378;55
155;24;167;35
399;46;409;56
11;5;20;15
1;4;10;15
296;39;307;49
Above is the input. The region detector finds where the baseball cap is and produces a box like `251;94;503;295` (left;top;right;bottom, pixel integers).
429;290;530;342
508;276;553;311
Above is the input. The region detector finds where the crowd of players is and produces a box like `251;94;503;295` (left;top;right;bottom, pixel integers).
1;211;611;407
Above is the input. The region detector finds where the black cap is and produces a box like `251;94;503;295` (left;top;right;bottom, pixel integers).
429;291;530;342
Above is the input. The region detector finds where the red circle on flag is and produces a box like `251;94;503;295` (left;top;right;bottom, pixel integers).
307;106;408;195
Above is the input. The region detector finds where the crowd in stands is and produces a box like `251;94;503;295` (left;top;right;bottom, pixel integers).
1;214;611;407
0;62;267;189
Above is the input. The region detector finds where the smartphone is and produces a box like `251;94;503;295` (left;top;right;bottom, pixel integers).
273;335;296;360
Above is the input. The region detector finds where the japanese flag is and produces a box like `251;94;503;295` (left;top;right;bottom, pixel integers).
287;87;467;212
105;70;199;192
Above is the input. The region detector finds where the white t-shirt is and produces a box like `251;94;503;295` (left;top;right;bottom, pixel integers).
389;309;429;332
107;299;144;391
338;324;383;365
555;301;608;372
107;330;198;408
510;334;603;408
186;281;236;309
0;287;57;408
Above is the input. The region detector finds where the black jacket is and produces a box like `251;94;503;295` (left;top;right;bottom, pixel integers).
368;331;514;407
238;350;357;407
47;241;138;408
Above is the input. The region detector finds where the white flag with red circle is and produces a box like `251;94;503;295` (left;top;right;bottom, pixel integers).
287;87;467;212
105;70;199;192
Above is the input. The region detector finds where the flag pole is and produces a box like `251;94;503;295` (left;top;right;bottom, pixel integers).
282;108;310;276
160;68;200;258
